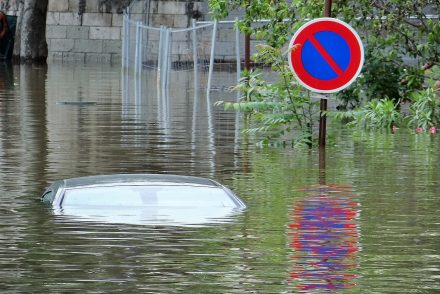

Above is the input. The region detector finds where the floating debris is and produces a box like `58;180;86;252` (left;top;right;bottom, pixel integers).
57;101;97;106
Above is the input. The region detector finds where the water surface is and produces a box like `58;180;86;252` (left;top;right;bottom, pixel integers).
0;63;439;293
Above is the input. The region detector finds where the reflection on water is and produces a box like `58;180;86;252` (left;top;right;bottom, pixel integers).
290;184;360;291
0;63;14;90
56;205;244;227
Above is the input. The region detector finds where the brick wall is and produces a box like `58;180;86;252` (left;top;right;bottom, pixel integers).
46;0;206;64
1;0;208;64
46;0;124;63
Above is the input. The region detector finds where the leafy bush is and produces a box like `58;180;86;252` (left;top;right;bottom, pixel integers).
209;0;439;142
329;98;403;130
330;66;440;132
216;45;319;147
408;83;440;130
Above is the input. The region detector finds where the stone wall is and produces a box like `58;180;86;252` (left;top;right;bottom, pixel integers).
0;0;206;63
0;0;18;12
47;0;205;64
46;0;126;63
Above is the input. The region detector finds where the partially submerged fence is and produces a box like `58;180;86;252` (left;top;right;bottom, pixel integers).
122;12;242;95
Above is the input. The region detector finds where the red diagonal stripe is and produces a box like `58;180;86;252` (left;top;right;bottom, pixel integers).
308;35;344;76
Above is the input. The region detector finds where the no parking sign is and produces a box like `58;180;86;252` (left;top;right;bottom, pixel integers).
288;18;364;93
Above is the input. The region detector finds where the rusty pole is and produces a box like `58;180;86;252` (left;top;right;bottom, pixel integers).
324;0;333;18
319;0;332;148
244;0;251;71
244;33;250;71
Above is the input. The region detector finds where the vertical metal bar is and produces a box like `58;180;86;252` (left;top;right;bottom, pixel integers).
192;19;199;92
134;23;141;118
162;27;169;91
162;28;170;93
319;0;332;148
127;15;131;69
137;25;143;74
134;21;141;76
134;70;141;117
206;20;217;96
206;67;216;177
157;26;164;122
165;28;172;127
234;18;242;150
158;26;164;76
165;28;172;121
191;20;200;160
125;14;131;68
160;27;165;98
159;27;170;123
166;28;172;94
191;21;199;172
191;20;200;161
122;14;127;68
235;18;241;86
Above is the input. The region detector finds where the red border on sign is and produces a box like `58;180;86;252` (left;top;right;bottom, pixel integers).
288;18;364;93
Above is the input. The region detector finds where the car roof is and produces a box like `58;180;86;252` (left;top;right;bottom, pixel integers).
61;174;220;189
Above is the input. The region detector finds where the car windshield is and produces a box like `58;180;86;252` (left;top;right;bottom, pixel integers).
61;185;238;207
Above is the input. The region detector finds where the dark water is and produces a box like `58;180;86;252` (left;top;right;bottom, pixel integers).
0;63;439;293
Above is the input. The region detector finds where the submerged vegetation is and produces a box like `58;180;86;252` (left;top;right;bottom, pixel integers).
208;0;440;145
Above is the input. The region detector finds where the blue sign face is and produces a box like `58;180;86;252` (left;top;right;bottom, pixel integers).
288;18;364;93
302;31;351;81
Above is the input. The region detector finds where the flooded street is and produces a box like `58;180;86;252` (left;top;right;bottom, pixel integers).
0;63;439;293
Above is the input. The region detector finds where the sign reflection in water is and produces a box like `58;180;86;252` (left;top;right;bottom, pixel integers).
289;184;361;291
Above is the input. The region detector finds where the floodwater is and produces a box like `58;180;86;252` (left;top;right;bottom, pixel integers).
0;63;439;293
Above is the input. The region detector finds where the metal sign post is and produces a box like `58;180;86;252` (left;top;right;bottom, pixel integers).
288;2;364;150
319;0;332;148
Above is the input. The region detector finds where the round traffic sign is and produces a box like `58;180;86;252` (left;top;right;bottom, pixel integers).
288;18;364;93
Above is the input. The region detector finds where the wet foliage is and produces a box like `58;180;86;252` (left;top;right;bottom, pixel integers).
209;0;440;142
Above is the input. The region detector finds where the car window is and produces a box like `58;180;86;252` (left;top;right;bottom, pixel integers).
63;186;142;206
61;185;237;207
155;187;235;207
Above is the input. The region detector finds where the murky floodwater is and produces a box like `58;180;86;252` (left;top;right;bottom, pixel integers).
0;63;439;293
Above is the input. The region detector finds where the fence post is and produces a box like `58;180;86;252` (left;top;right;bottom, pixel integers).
166;28;172;93
192;19;199;93
158;25;164;77
137;24;143;74
134;21;142;76
162;28;171;94
122;14;127;68
235;18;241;85
206;20;217;96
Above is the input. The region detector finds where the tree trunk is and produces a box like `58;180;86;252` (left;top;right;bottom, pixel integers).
14;0;48;62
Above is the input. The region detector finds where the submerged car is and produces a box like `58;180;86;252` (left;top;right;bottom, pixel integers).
41;174;246;226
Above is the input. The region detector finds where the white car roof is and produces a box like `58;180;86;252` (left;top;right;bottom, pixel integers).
61;174;220;189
